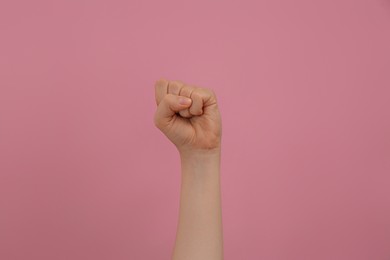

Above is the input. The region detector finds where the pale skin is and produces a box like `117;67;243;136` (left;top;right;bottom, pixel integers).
154;78;223;260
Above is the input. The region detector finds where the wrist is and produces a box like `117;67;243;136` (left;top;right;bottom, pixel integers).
179;148;221;179
179;147;221;162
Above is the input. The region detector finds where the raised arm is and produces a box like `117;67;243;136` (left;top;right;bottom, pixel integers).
154;78;223;260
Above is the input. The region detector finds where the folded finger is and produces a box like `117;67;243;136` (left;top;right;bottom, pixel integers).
154;78;169;105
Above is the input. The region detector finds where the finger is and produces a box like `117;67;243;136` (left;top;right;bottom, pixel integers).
179;107;192;119
178;84;196;118
188;89;204;116
168;80;185;95
154;94;192;129
190;88;217;115
155;78;169;106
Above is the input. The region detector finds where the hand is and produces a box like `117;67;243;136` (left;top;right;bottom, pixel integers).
154;78;222;155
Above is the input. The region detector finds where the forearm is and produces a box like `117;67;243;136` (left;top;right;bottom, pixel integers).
172;150;224;260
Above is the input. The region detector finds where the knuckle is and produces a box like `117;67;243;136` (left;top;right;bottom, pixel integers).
181;85;194;96
168;82;181;94
155;78;166;86
191;91;201;99
193;87;216;100
206;88;217;102
173;80;184;85
199;87;211;96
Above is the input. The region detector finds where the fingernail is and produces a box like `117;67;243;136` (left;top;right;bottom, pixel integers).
179;97;192;105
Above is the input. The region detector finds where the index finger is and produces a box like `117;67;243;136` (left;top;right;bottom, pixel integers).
154;78;169;105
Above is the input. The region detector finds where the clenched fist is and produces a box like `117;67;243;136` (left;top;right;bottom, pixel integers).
154;78;222;154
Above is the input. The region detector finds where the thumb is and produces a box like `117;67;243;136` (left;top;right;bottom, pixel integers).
154;94;192;128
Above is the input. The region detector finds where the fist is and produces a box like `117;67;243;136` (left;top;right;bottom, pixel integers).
153;78;222;154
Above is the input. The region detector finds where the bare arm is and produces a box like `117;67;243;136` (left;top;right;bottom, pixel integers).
153;78;223;260
173;150;223;260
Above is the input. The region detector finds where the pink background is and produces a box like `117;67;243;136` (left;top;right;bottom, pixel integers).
1;0;389;259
